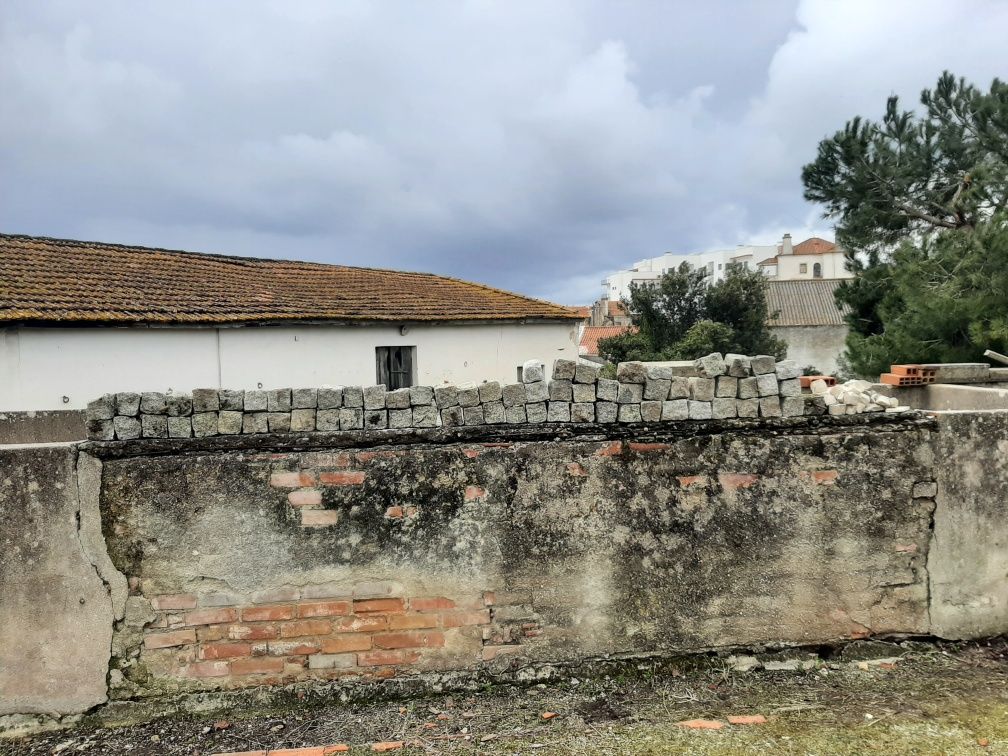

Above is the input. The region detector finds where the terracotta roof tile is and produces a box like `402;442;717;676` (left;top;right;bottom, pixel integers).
793;237;838;256
0;234;580;325
766;279;850;327
579;325;637;355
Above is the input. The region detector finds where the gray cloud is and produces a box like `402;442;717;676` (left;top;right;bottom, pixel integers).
1;0;1005;305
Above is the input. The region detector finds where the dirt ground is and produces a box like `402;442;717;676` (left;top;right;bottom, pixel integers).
4;639;1008;755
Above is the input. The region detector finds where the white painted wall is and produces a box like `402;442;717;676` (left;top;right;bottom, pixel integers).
772;324;849;376
775;252;852;280
0;322;578;411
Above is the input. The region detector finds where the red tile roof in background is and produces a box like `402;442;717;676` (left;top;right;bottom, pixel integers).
580;325;637;356
793;237;838;255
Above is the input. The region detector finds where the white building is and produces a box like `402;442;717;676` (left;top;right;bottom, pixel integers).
0;234;581;411
756;234;852;281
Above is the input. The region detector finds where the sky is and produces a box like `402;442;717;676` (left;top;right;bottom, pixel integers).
1;1;1006;305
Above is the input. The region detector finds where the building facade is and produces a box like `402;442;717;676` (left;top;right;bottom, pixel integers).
766;278;850;375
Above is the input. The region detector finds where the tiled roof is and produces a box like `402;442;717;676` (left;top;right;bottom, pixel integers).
607;300;627;317
571;306;592;320
793;237;838;255
579;325;637;355
758;256;778;267
766;279;850;327
0;234;580;325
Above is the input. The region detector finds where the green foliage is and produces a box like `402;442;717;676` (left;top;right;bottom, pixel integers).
597;264;786;363
803;72;1008;376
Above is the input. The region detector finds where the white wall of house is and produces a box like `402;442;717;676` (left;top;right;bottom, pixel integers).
0;321;578;411
775;252;851;280
772;324;849;375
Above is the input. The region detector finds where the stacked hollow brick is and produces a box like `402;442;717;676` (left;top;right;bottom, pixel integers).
85;354;810;441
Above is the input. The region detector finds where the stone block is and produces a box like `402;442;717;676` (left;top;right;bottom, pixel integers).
193;412;219;437
810;379;829;396
549;379;573;401
547;401;571;422
413;405;439;428
386;388;411;409
738;376;759;399
756;373;779;397
440;405;464;427
217;389;243;411
434;385;459;408
781;396;805;417
572;383;596;403
409;386;435;406
694;352;726;378
140;391;168;414
525;402;547;424
751;355;776;374
339;407;364;430
168;416;193;437
913;481;938;498
524;380;549;403
87;418;114;440
479;381;503;403
504;404;526;424
571;402;595;422
596;401;618;423
645;364;674;380
617;382;644;403
458;384;481;407
365;409;389;429
142;414;169;438
342;386;364;408
759;397;782;417
574;363;601;383
644;378;671;401
291;409;316;432
552;359;577;381
688;400;713;420
616;361;647;383
712;398;737;419
217;410;243;434
484;401;505;424
618;404;642;423
363;385;386;410
725;353;751;378
596;378;619;402
244;390;267;412
827;403;846;416
668;377;690;400
640;400;662;422
192;389;219;413
688;377;715;402
804;395;828;415
521;359;545;383
267;412;291;433
316;409;341;431
775;360;802;380
266;389;291;412
662;399;689;420
464;405;485;425
389;408;413;428
167;393;193;416
113;415;141;440
86;394;115;421
317;387;343;409
502;383;527;407
116;392;141;417
715;376;738;398
779;378;801;397
736;399;760;418
292;388;317;409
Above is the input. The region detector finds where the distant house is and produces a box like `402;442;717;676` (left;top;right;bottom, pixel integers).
579;325;637;359
756;234;851;281
0;234;581;411
766;279;850;375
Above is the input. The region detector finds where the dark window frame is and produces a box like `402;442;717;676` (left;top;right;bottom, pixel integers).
376;346;416;389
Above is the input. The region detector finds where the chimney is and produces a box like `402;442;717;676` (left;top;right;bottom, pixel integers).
781;233;793;255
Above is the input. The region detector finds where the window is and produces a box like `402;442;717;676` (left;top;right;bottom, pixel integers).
718;263;722;270
799;263;808;274
813;262;822;278
376;346;415;389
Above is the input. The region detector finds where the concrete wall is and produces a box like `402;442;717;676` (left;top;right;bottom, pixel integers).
0;322;578;412
772;324;848;375
776;252;851;280
0;411;86;444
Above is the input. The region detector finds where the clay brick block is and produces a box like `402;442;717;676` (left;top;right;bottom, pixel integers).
373;631;445;649
150;593;197;611
144;629;196;649
184;608;239;626
388;614;439;630
319;471;367;485
298;600;353;618
441;609;491;628
464;485;486;502
230;657;285;676
301;509;340;527
372;743;405;753
481;645;522;661
333;615;388;633
354;598;405;614
242;605;296;622
271;471;316;488
288;488;323;508
321;634;373;653
410;597;456;612
181;661;230;678
628;442;671;453
812;469;838;485
200;642;252;660
718;473;759;490
594;440;622;457
226;624;280;641
280;619;331;638
267;639;320;656
357;649;422;666
677;475;707;488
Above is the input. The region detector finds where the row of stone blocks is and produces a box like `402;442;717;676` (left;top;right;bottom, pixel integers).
84;354;807;440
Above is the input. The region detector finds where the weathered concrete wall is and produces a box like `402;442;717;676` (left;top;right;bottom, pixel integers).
771;324;848;375
0;411;86;444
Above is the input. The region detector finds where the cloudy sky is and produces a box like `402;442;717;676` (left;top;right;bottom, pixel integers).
1;1;1005;305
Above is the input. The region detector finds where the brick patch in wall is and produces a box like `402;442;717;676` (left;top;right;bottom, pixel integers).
718;473;760;491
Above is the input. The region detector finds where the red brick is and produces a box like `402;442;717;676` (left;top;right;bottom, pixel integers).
462;448;481;458
371;743;404;752
333;615;388;633
483;591;496;606
226;624;279;640
144;629;196;649
566;462;588;476
374;631;444;649
628;442;671;452
270;471;316;488
388;614;439;630
384;505;404;519
357;649;421;666
441;609;491;628
727;714;767;725
812;469;838;485
410;596;455;612
268;639;320;656
288;488;322;508
242;605;296;622
150;593;197;611
356;451;396;463
200;642;252;660
677;718;724;730
301;509;341;527
181;661;230;678
354;598;405;614
718;473;759;490
464;485;486;502
594;440;622;457
184;608;238;626
299;600;353;618
319;471;366;485
321;634;373;653
231;657;285;676
677;475;708;488
281;619;331;638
